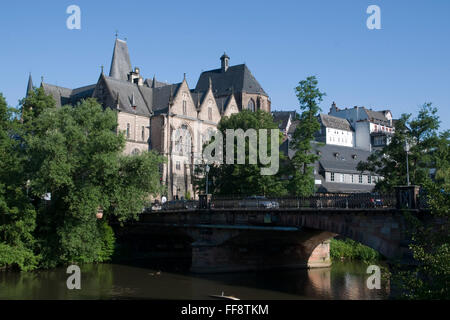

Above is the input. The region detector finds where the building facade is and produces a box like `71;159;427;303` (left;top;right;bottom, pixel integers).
30;38;270;200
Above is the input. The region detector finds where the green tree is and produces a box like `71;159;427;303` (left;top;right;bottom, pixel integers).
197;110;287;196
25;98;165;268
359;102;450;298
0;93;39;271
288;76;325;196
358;103;441;192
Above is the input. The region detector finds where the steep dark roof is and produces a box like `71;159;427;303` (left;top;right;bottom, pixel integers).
272;111;296;130
102;76;152;117
313;143;372;175
214;95;233;115
195;64;267;97
152;83;182;115
317;182;374;193
190;90;208;109
319;114;353;131
364;108;391;126
109;39;132;81
42;82;95;108
26;74;33;97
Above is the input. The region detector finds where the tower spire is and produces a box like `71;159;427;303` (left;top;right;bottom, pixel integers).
26;73;33;97
109;38;132;80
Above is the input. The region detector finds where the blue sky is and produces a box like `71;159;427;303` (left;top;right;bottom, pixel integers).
0;0;449;130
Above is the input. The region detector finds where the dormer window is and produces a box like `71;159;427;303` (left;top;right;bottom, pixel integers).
352;154;357;160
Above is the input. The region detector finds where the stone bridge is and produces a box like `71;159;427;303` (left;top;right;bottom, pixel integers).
118;205;427;273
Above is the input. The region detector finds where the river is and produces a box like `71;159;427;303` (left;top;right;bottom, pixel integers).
0;260;390;300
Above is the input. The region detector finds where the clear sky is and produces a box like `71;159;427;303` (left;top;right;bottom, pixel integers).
0;0;449;130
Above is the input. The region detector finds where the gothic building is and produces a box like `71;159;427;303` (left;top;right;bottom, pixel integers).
28;38;270;200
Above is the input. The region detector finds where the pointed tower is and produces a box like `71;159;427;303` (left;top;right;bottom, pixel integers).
109;39;132;81
26;73;33;97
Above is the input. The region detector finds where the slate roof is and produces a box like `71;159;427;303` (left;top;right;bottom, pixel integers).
152;83;182;115
195;64;267;97
41;82;95;108
102;76;150;116
317;182;374;193
319;114;353;131
109;39;132;81
364;108;390;125
214;95;233;115
313;143;372;175
26;74;33;97
272;111;296;131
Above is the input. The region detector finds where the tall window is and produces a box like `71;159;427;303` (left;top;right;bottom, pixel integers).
141;126;145;141
340;174;345;182
331;172;335;182
208;107;212;121
176;161;181;170
126;123;130;139
248;99;255;112
368;175;372;184
183;101;187;115
359;174;363;184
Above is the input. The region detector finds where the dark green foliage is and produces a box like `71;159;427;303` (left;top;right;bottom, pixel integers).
360;102;450;299
330;238;381;264
288;76;325;196
196;110;287;196
0;89;165;270
358;103;443;192
0;93;39;271
26;98;165;267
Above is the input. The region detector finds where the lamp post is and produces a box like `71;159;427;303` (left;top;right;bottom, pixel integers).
205;164;210;195
405;139;410;186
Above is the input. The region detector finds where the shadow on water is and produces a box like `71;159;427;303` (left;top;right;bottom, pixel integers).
0;256;390;300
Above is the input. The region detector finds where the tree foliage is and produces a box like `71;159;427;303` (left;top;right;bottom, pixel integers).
0;89;165;270
0;93;39;271
358;103;442;192
288;76;325;196
358;102;450;299
195;110;287;196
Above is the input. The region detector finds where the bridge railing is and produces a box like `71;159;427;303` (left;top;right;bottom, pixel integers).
209;193;398;210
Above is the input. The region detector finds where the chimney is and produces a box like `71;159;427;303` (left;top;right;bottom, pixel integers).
220;53;230;73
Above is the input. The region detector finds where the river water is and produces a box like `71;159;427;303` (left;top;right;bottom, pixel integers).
0;260;390;300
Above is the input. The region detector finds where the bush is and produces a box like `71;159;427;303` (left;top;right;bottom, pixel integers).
330;238;381;263
0;243;39;271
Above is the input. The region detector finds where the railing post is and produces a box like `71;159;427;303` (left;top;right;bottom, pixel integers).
395;185;421;209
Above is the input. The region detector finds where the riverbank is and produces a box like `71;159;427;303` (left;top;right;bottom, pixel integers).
330;238;382;263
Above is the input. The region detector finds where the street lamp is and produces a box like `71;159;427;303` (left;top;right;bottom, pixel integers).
205;164;210;195
405;139;410;186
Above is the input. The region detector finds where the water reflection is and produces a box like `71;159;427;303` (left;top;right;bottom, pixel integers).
0;261;389;300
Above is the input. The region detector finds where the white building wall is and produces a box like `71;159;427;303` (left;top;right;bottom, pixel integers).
325;128;354;147
355;122;371;151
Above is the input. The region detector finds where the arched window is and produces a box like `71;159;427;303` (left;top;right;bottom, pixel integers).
248;99;255;112
174;125;192;156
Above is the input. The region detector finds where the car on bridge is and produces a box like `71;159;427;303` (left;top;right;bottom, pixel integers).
238;196;279;209
161;200;198;211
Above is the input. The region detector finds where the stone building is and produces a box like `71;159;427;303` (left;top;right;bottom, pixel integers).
29;38;270;200
329;102;395;151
